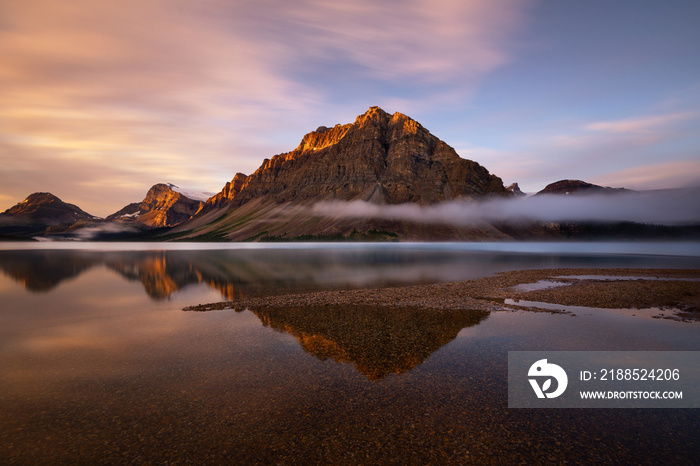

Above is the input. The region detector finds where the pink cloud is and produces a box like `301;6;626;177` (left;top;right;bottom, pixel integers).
584;112;696;134
0;0;532;215
275;0;527;82
592;159;700;191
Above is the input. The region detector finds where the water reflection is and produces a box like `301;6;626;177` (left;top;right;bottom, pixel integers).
1;245;697;300
2;243;699;463
250;305;489;379
0;249;95;292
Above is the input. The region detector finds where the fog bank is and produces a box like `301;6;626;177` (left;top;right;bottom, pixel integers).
68;222;140;240
312;188;700;226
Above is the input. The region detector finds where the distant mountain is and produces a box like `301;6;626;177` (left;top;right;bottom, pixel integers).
1;192;94;223
0;192;95;237
506;183;526;197
535;179;634;196
107;183;204;228
176;106;511;240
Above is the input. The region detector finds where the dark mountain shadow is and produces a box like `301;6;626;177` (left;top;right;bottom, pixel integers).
251;305;489;380
0;250;98;292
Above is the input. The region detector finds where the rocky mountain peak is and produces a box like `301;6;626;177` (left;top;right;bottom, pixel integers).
22;192;59;204
506;183;526;196
141;183;180;209
0;192;94;237
536;179;634;196
354;106;392;126
2;192;92;219
202;107;508;210
107;183;204;228
4;193;52;215
202;173;250;210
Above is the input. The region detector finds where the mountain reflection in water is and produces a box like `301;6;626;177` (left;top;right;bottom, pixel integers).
251;305;489;379
1;248;443;299
3;244;697;301
2;243;699;463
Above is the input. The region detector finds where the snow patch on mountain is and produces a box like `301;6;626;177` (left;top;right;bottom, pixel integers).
167;184;214;202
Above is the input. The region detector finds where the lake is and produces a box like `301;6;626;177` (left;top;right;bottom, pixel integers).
1;242;699;463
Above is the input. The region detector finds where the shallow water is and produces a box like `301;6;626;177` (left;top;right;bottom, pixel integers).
504;298;698;331
555;274;700;281
1;242;699;463
508;279;570;292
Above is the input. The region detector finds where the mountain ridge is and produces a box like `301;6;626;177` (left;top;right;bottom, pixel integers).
107;183;204;228
201;106;508;212
2;107;697;241
170;106;515;240
0;192;96;237
535;179;635;196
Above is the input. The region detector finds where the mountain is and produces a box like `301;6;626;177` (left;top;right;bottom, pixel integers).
107;183;204;228
0;192;96;237
3;107;694;242
535;179;634;196
207;106;507;208
176;106;511;240
506;183;526;196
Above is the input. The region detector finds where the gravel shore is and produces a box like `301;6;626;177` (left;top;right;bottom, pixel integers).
184;267;700;320
4;267;698;465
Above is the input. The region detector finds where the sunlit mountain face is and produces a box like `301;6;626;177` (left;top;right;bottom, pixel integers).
107;183;204;228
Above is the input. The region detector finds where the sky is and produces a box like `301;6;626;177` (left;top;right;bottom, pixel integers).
1;0;699;217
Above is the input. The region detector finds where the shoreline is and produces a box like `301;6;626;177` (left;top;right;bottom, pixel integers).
184;267;700;321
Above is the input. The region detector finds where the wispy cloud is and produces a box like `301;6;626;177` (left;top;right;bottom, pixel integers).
469;108;700;192
592;160;700;190
67;223;140;241
0;0;531;216
272;0;526;82
1;1;320;214
583;112;696;134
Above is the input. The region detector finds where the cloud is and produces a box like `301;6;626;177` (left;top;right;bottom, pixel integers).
591;160;700;191
546;111;697;154
312;188;700;226
0;0;532;216
271;0;526;82
66;223;140;241
0;1;325;214
583;112;697;134
466;108;700;192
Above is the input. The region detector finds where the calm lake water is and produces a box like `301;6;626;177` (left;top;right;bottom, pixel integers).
1;242;699;464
